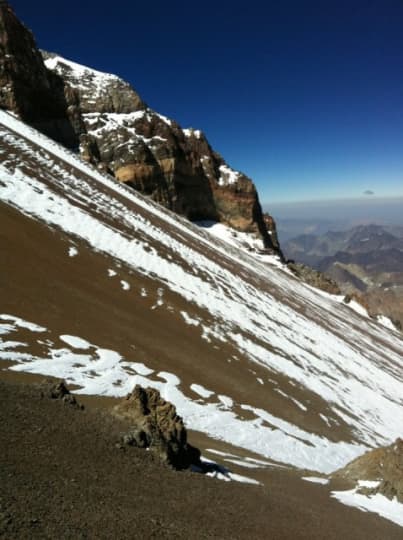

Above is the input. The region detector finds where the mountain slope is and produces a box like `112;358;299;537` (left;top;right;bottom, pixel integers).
3;379;403;539
1;110;402;479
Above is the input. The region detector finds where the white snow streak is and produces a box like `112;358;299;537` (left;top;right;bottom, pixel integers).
60;335;91;350
303;476;329;485
332;488;403;528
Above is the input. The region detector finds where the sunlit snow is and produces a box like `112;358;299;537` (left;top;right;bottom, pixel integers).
332;486;403;527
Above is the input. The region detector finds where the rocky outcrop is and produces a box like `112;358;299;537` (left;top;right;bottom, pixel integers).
44;55;276;247
114;385;200;470
41;51;145;116
287;262;341;295
334;438;403;503
0;1;282;253
0;2;83;146
263;213;282;254
38;379;83;409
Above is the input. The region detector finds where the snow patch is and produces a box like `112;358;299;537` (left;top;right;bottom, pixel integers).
183;128;201;139
332;488;403;528
218;164;240;186
60;335;92;350
376;315;396;331
199;457;260;485
345;299;369;318
155;113;172;126
218;395;234;409
0;314;45;333
45;55;118;82
191;383;215;399
303;476;329;485
181;311;200;326
358;480;381;489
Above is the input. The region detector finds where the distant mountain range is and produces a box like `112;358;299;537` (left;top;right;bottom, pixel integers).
283;224;403;328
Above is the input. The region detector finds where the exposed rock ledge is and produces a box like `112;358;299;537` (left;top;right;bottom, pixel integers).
287;262;341;295
333;438;403;503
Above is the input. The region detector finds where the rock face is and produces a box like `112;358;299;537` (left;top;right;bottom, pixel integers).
287;262;341;295
0;1;281;253
114;385;200;470
38;379;83;409
0;2;83;146
334;438;403;503
45;52;276;246
263;213;282;254
42;51;145;116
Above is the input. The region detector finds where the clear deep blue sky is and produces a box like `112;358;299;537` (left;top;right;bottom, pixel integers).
12;0;403;204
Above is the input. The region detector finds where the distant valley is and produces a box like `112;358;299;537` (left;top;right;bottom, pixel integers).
282;223;403;329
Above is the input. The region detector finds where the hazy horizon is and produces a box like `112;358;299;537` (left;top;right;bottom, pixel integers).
266;196;403;223
264;196;403;241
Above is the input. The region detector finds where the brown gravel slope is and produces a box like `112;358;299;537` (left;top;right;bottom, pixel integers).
1;379;402;540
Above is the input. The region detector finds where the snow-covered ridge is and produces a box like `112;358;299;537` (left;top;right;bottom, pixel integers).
1;110;403;474
43;53;144;110
44;55;120;85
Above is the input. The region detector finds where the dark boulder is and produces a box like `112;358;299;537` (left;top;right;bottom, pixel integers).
38;379;83;409
114;385;201;470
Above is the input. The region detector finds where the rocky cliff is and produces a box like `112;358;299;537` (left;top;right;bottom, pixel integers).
0;1;280;253
334;438;403;503
0;1;84;146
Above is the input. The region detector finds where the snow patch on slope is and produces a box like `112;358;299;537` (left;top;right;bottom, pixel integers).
196;220;286;269
183;128;201;139
218;164;241;186
60;335;91;350
332;487;403;528
377;315;396;331
45;55;118;81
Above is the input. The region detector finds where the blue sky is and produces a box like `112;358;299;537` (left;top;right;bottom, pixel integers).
12;0;403;204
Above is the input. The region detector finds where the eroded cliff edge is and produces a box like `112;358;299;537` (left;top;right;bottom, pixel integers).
0;1;281;253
